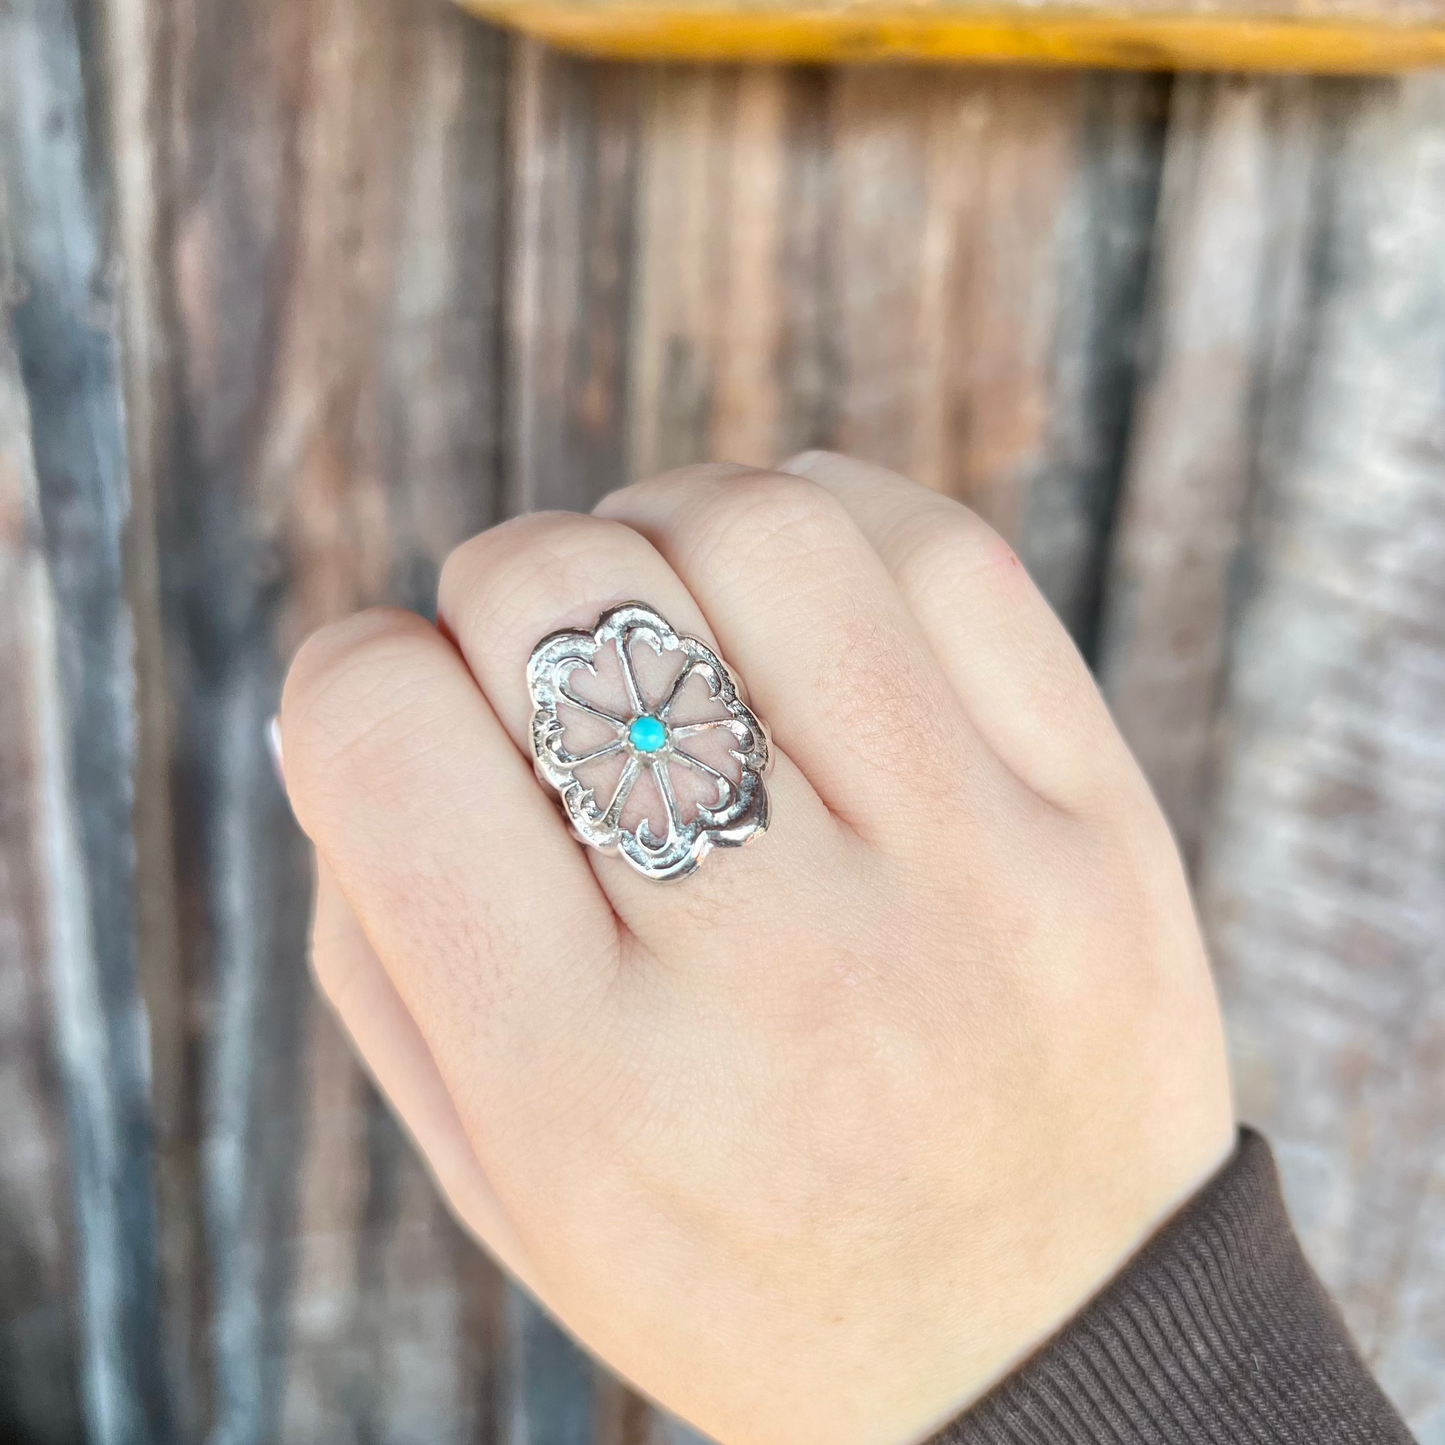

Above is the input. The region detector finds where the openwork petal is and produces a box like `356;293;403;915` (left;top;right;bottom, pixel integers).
527;602;770;880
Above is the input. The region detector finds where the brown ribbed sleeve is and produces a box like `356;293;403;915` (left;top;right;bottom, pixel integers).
934;1129;1417;1445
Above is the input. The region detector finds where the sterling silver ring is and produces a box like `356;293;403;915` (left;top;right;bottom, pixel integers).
527;602;770;881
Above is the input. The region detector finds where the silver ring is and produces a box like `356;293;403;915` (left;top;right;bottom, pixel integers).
527;602;770;881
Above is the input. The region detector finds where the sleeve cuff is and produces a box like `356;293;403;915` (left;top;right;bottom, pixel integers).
932;1128;1416;1445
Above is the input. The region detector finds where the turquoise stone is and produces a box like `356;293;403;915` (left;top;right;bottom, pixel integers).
628;714;668;753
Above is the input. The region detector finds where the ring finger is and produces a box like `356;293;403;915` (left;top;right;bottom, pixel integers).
594;465;1015;846
435;504;851;941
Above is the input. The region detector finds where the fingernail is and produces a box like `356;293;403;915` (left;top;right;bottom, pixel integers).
775;449;825;477
266;715;285;786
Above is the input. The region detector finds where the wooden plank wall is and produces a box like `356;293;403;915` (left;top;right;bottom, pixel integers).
1;0;1442;1439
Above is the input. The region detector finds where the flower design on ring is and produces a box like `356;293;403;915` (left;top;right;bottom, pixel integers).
527;602;770;880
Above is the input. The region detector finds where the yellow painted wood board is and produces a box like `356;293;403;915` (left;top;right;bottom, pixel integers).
453;0;1445;71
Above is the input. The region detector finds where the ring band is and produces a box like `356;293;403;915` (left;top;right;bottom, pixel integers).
527;603;770;881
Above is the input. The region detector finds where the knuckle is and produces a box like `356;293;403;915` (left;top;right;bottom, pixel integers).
439;511;580;609
281;609;441;797
596;462;758;517
684;472;859;580
285;609;422;720
438;511;631;634
889;509;1013;603
779;448;886;486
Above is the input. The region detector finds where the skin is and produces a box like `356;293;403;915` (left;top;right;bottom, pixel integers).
280;453;1235;1445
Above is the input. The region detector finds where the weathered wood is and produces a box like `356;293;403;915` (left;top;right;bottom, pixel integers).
1;2;175;1442
506;40;643;512
1007;70;1172;652
102;0;207;1423
113;0;513;1437
623;64;1167;643
1195;72;1445;1442
827;67;1168;644
1096;73;1445;1438
0;164;89;1445
1098;74;1321;858
628;64;831;473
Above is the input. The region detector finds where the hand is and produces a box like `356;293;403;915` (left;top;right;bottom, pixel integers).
280;454;1235;1445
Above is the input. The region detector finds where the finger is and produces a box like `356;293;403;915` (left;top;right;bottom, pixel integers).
281;607;617;1105
435;504;852;939
310;858;544;1295
778;451;1134;810
594;466;1012;841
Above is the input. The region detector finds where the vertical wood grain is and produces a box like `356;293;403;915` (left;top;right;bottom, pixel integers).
625;67;1165;645
0;0;171;1440
1098;75;1321;858
506;40;642;513
1196;73;1445;1442
103;0;206;1421
0;165;88;1445
628;64;830;474
135;0;511;1437
1024;73;1172;651
830;69;1075;504
826;69;1168;643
